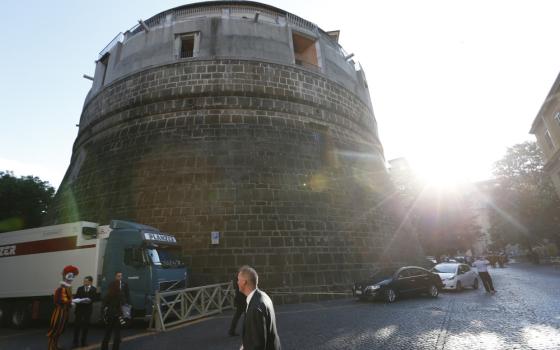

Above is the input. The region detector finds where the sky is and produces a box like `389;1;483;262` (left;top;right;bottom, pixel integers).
1;0;556;190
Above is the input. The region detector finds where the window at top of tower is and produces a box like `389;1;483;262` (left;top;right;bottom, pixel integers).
99;54;109;86
176;32;199;59
292;32;319;70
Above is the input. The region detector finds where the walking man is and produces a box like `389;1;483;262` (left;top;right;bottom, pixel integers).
101;271;129;350
237;265;281;350
473;256;496;294
72;276;97;348
228;273;246;336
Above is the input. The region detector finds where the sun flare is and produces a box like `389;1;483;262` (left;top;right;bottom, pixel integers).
408;157;470;190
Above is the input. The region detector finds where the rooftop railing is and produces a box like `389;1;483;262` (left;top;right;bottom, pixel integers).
98;32;123;58
125;4;317;39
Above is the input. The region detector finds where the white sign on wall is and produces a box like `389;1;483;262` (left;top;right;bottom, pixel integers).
211;231;220;245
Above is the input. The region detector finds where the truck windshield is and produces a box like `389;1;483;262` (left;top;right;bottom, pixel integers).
146;247;184;268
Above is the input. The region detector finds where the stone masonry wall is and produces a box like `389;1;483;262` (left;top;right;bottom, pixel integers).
49;59;407;302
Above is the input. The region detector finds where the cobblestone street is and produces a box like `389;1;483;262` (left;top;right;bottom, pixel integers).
1;262;559;350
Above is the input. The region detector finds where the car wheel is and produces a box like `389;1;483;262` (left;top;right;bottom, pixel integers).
473;278;479;290
385;288;397;303
11;304;31;329
428;284;439;298
456;281;463;292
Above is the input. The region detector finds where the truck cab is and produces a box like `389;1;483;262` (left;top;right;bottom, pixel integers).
99;220;187;319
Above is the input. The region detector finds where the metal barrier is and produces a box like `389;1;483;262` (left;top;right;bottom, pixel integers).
149;282;235;331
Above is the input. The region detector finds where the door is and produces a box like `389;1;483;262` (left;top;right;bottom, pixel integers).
122;247;151;313
408;268;430;293
460;264;475;285
394;269;413;295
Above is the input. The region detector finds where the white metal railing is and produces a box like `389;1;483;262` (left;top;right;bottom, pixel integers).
125;5;319;39
99;32;124;58
149;282;235;331
286;13;317;32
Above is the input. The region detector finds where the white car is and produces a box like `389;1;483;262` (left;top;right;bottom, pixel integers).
432;263;479;291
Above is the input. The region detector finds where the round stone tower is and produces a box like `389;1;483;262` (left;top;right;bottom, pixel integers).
50;1;413;300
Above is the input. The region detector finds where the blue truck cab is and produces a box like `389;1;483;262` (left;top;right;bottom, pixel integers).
99;220;187;319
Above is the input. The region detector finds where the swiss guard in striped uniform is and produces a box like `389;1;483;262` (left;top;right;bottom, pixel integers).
47;265;79;350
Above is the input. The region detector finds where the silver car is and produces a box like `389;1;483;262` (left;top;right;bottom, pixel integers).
432;263;479;291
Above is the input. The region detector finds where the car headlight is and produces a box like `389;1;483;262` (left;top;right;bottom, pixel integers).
444;275;456;281
365;285;381;291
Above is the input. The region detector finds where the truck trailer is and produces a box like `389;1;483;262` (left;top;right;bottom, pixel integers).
0;220;187;328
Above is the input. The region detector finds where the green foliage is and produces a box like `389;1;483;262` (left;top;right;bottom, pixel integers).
0;171;55;232
489;141;560;249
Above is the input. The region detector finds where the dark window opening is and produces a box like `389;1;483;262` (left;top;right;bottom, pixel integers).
180;36;195;58
292;32;318;70
99;54;109;86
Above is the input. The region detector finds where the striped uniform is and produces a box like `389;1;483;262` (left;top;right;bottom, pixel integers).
47;285;72;350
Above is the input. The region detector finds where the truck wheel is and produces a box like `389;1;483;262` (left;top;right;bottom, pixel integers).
11;304;31;329
0;304;12;327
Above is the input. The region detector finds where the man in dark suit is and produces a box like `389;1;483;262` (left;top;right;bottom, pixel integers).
110;272;130;318
72;276;98;348
238;265;281;350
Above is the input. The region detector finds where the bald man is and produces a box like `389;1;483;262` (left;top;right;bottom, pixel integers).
237;266;281;350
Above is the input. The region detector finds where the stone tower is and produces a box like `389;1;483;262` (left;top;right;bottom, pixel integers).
50;1;415;300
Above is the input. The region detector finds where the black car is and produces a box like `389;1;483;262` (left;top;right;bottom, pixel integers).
353;266;444;303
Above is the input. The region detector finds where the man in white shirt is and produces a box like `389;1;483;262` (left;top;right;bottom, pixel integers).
473;257;496;294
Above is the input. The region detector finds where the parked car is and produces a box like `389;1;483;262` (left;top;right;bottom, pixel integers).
353;266;444;303
424;256;438;267
453;256;467;263
432;263;479;291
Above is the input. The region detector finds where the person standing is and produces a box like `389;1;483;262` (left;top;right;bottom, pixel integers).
101;273;127;350
72;276;97;348
473;256;496;294
47;265;79;350
237;265;281;350
228;273;247;336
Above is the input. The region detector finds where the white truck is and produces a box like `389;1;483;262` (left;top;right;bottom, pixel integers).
0;220;187;328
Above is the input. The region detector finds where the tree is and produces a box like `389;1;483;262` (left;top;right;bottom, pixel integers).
489;141;560;249
0;171;55;232
389;160;482;257
412;189;482;257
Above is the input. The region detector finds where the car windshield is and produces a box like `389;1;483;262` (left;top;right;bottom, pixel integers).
432;264;457;273
147;247;185;268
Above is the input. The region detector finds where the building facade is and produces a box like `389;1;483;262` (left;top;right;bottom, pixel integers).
49;1;415;300
531;72;560;197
